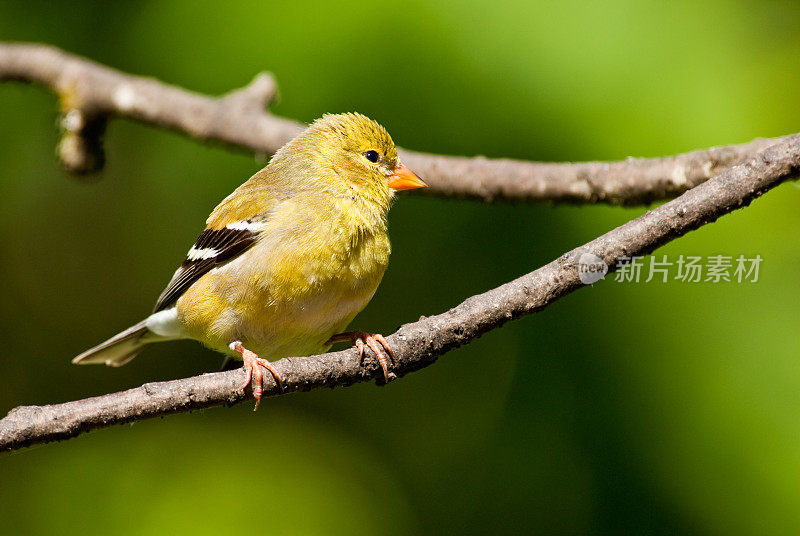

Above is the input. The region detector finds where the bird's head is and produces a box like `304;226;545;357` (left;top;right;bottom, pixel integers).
278;113;426;209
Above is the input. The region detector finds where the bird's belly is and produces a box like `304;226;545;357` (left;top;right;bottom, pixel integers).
239;285;376;358
177;257;385;359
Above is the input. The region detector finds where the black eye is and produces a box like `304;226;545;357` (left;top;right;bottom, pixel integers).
363;150;380;163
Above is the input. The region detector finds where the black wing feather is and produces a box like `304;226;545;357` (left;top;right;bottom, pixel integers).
153;224;260;312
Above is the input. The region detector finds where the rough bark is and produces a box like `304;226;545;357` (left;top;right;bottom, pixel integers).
2;133;797;452
0;42;782;203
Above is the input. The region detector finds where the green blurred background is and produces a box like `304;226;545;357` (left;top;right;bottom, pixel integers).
2;1;800;534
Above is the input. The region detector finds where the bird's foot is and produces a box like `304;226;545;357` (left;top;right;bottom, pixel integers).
327;330;395;383
229;341;284;411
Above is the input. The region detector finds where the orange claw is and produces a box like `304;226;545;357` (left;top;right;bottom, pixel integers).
230;341;284;411
328;330;395;382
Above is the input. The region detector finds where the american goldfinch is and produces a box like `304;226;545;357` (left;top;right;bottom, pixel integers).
74;113;426;408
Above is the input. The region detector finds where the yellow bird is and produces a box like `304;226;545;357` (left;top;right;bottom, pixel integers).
73;113;426;408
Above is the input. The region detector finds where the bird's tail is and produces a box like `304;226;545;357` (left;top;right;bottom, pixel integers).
73;320;152;367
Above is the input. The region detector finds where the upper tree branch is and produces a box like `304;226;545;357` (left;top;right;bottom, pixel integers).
0;42;782;204
3;133;798;452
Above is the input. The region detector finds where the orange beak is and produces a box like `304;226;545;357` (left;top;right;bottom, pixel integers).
387;163;427;191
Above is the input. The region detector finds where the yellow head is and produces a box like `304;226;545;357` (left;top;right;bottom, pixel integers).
271;113;426;211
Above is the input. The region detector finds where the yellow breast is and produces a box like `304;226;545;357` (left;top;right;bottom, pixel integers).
176;193;391;359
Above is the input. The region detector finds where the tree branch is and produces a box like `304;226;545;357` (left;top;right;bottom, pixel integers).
0;41;783;204
2;133;798;452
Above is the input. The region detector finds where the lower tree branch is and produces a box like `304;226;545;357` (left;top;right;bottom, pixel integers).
2;133;797;453
0;41;784;204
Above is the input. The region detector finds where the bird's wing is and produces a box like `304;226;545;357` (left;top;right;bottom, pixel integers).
154;165;294;312
153;221;262;312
